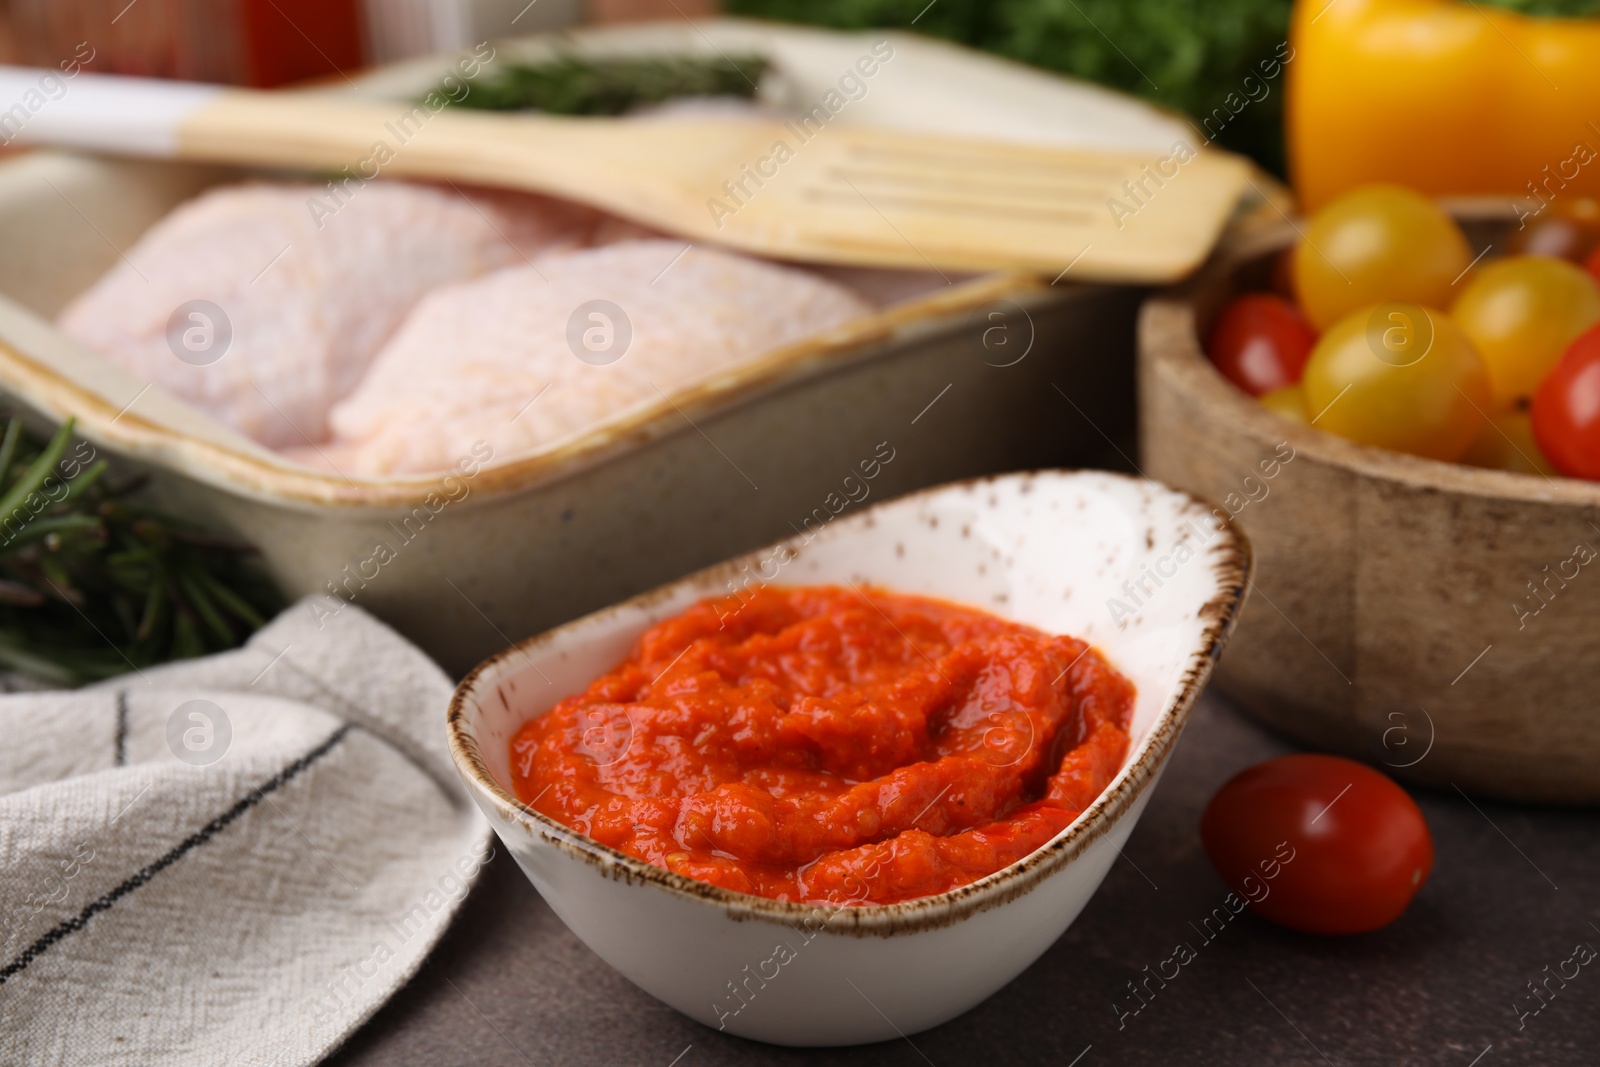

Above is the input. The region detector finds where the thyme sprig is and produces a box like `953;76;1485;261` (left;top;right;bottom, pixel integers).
448;53;769;116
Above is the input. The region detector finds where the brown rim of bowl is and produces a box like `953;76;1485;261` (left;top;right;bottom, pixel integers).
445;469;1254;938
1141;199;1600;510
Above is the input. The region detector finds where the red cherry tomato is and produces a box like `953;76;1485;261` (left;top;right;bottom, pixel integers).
1206;293;1317;397
1587;243;1600;287
1200;754;1433;935
1532;324;1600;480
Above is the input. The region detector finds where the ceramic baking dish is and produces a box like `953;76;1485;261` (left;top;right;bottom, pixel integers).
0;20;1197;673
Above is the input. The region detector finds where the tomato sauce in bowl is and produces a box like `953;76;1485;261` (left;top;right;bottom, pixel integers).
508;585;1134;906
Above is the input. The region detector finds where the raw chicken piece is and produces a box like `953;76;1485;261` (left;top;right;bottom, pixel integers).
58;181;601;448
314;240;873;475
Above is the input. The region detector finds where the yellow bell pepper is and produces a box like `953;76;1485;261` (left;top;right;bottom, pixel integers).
1288;0;1600;214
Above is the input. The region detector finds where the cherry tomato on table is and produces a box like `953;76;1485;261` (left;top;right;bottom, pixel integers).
1532;324;1600;480
1201;754;1433;935
1450;256;1600;409
1293;184;1472;331
1300;303;1490;461
1206;293;1316;396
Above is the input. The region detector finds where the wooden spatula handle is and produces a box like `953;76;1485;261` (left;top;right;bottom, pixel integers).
177;90;664;209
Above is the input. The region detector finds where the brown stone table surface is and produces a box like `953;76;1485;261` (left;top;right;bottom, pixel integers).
329;692;1600;1067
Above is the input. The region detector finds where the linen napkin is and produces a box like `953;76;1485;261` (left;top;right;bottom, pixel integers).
0;599;492;1065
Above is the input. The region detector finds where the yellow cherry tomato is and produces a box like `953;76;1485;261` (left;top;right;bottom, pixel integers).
1260;384;1309;423
1449;256;1600;409
1459;409;1556;476
1293;185;1472;331
1301;303;1491;461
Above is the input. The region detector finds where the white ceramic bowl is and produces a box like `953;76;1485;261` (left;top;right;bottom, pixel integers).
446;471;1250;1046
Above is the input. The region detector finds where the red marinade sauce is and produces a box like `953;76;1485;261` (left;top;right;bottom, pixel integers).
508;585;1135;906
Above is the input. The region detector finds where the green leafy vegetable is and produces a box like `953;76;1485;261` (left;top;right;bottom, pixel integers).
447;53;770;116
0;415;282;686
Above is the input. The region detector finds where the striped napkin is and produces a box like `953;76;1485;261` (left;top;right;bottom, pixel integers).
0;599;490;1065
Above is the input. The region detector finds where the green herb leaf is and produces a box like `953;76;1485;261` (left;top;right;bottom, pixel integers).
0;417;74;548
0;514;103;555
0;415;284;685
0;419;22;488
446;53;769;116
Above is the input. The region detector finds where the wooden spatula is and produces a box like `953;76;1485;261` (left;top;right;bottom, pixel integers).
0;66;1247;281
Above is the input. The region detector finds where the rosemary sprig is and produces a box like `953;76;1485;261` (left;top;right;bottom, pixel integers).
0;415;283;686
447;53;769;116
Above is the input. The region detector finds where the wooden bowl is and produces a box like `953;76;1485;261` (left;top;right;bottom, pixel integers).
1139;203;1600;804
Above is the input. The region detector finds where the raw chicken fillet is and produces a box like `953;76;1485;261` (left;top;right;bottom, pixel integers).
315;240;873;475
58;181;598;448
